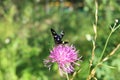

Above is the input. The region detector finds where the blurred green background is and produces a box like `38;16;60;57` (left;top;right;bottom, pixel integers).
0;0;120;80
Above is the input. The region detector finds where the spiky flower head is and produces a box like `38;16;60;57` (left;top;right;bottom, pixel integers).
44;44;81;74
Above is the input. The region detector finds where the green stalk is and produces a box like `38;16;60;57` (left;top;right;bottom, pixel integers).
98;31;113;63
98;24;120;64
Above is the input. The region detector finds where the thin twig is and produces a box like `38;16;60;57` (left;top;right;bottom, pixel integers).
102;43;120;62
87;0;98;80
89;22;120;80
91;0;98;67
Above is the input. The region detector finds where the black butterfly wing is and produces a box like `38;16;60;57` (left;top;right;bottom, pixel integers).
59;30;64;39
51;28;63;44
60;30;68;44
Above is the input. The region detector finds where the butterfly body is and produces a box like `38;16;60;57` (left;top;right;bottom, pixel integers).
51;28;68;45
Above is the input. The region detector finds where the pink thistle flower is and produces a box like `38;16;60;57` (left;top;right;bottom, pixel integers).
44;44;81;74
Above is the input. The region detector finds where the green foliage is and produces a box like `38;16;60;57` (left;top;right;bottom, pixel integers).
0;0;120;80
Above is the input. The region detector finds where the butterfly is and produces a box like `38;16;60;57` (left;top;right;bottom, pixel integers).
51;28;68;45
